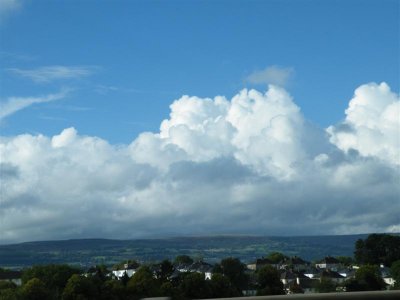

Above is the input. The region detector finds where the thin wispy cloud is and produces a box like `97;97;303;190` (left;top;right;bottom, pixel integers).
0;89;70;120
0;0;22;22
246;65;294;87
94;84;120;95
94;84;149;95
0;51;36;62
8;65;98;83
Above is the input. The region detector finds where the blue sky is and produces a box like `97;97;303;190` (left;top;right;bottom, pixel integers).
0;0;399;243
1;0;398;143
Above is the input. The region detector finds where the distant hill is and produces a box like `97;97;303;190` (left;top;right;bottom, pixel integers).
0;234;369;269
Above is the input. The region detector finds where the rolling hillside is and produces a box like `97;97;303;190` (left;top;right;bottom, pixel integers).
0;234;368;268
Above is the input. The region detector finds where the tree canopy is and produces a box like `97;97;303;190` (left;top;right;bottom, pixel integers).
266;252;288;264
256;265;284;295
345;265;386;291
391;260;400;289
355;234;400;267
174;255;193;266
215;257;248;292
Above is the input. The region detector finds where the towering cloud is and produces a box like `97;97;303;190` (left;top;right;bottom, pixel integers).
1;82;399;243
328;82;400;165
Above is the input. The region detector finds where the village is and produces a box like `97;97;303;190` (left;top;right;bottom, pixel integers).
92;254;396;295
0;234;399;299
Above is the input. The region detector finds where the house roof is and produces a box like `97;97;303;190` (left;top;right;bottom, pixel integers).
280;270;297;280
0;271;22;280
303;267;319;274
256;258;274;265
285;256;308;265
297;278;317;289
320;270;345;279
189;261;213;273
318;256;340;264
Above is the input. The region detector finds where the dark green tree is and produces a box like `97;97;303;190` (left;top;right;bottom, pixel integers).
217;257;248;293
336;256;354;266
100;280;126;300
178;272;211;299
256;265;284;296
355;234;400;266
157;260;174;281
89;265;109;282
22;264;80;297
174;255;193;266
289;282;304;294
62;274;99;300
126;266;160;299
0;281;17;290
21;278;51;300
209;273;241;298
0;281;19;300
160;281;175;298
345;265;386;291
391;260;400;289
267;252;288;264
113;260;140;270
314;278;336;293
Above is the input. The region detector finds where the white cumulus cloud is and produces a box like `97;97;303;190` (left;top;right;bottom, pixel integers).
0;83;399;243
327;82;400;165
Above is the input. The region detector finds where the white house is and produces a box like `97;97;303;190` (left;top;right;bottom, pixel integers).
315;257;341;270
380;265;395;288
112;264;137;279
0;270;22;286
303;267;319;279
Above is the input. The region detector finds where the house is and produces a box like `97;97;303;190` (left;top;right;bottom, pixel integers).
171;261;213;280
175;263;190;272
380;265;395;288
337;267;355;279
282;256;309;271
0;270;22;286
112;263;137;279
247;258;276;271
83;266;98;277
303;267;320;279
296;277;318;294
315;256;341;270
188;261;214;280
281;271;315;294
280;270;297;286
318;269;346;284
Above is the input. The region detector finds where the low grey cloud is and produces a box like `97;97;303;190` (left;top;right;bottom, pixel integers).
0;82;399;244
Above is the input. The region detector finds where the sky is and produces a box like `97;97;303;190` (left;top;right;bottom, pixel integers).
0;0;399;244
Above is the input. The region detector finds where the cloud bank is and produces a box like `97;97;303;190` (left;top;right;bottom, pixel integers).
0;82;399;243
